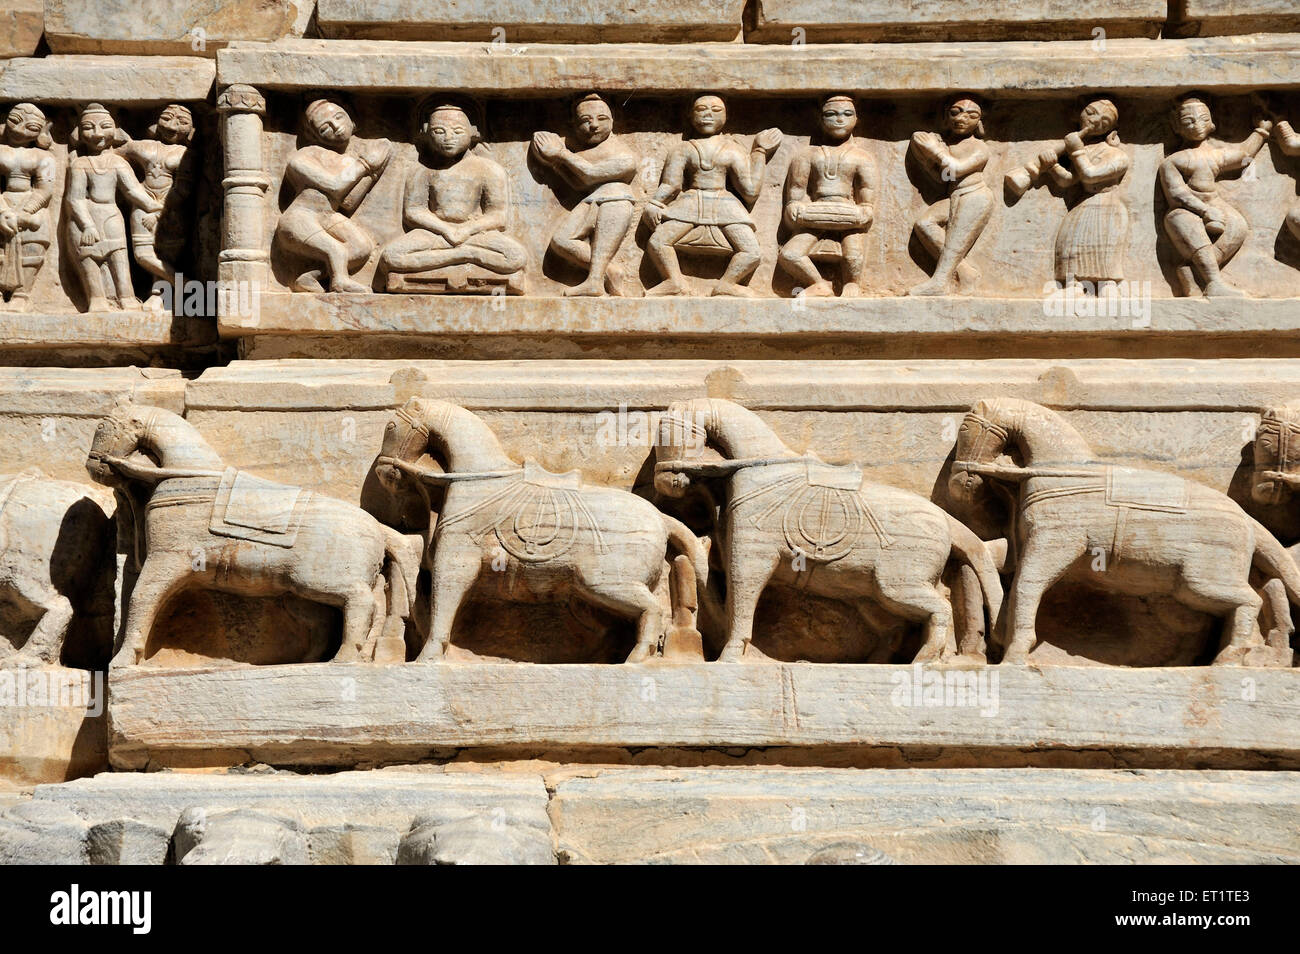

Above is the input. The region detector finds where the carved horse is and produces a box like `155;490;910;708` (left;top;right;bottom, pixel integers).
654;398;1003;663
86;404;419;668
0;469;115;666
373;398;709;663
951;397;1300;664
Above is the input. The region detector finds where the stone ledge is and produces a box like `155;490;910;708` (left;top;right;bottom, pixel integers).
107;663;1300;770
43;0;314;57
216;35;1300;96
316;0;746;43
220;293;1300;360
0;0;44;60
551;767;1300;863
188;357;1300;412
747;0;1165;43
0;312;217;364
1181;0;1300;38
0;56;217;104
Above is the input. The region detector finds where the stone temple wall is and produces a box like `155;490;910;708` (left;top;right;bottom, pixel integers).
1;1;1300;865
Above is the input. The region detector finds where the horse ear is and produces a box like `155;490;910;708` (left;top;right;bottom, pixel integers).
389;368;429;407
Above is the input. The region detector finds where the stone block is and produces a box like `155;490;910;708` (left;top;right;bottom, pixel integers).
44;0;314;56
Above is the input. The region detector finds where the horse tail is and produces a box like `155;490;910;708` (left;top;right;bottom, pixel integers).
661;514;709;597
945;514;1005;644
381;525;421;625
1251;518;1300;610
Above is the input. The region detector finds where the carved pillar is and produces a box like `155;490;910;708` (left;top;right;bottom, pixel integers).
217;84;269;305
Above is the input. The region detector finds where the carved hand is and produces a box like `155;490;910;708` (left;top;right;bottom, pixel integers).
0;210;16;238
532;131;564;161
1038;146;1061;169
80;227;101;247
643;200;666;229
753;128;783;155
1063;131;1085;153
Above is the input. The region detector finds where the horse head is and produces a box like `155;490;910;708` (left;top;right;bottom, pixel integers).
85;404;155;489
654;400;711;498
948;398;1012;507
375;398;437;495
1253;403;1300;505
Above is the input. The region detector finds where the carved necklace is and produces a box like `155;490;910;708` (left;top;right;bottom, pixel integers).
818;144;845;181
693;138;723;172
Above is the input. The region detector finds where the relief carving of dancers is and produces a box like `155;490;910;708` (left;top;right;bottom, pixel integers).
1160;95;1272;298
373;398;709;663
0;104;56;311
908;96;993;296
117;104;197;301
1269;116;1300;244
1006;99;1132;290
777;94;876;298
654;398;1002;664
380;98;527;295
275;98;393;293
643;94;782;298
950;398;1300;666
531;93;638;297
65;103;164;312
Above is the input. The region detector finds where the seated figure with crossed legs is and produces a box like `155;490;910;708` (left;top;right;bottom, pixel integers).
381;100;527;295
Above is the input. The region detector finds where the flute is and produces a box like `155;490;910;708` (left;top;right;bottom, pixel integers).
1005;139;1067;198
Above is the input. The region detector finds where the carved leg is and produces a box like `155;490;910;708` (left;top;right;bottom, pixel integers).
1176;569;1265;665
719;548;779;662
778;232;830;296
840;230;868;297
108;249;142;309
333;582;377;662
876;581;954;664
13;592;74;666
1001;536;1082;665
418;542;481;662
713;224;762;297
76;254;111;312
1260;577;1294;650
111;552;191;669
644;220;692;296
572;201;634;297
577;579;663;663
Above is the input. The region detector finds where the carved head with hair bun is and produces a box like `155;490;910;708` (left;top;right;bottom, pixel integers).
1174;93;1215;143
149;103;195;145
70;102;127;154
572;92;614;147
417;94;481;160
3;102;52;150
943;95;984;138
303;97;355;149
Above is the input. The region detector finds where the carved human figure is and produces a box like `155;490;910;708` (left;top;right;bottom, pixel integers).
778;94;875;298
643;94;782;297
118;104;197;294
1160;95;1272;298
1011;99;1132;289
1271;119;1300;242
0;104;56;310
380;100;527;294
275;98;393;293
908;97;993;296
532;93;638;297
65;104;163;311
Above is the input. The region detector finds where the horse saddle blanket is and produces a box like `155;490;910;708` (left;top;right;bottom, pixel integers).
523;459;581;490
738;460;887;563
805;460;863;491
209;468;312;548
1104;466;1189;514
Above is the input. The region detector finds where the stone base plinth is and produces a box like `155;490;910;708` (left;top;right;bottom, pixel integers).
107;662;1300;770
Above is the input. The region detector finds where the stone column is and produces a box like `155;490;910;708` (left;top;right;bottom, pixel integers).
216;84;270;315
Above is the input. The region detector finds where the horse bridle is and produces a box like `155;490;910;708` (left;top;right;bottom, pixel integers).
952;407;1011;477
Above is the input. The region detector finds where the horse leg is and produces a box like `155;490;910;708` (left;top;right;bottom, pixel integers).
576;579;663;663
720;548;779;662
333;583;377;662
1002;536;1082;665
112;552;190;669
854;599;906;663
1175;570;1264;666
13;591;74;666
418;542;480;662
875;580;954;664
